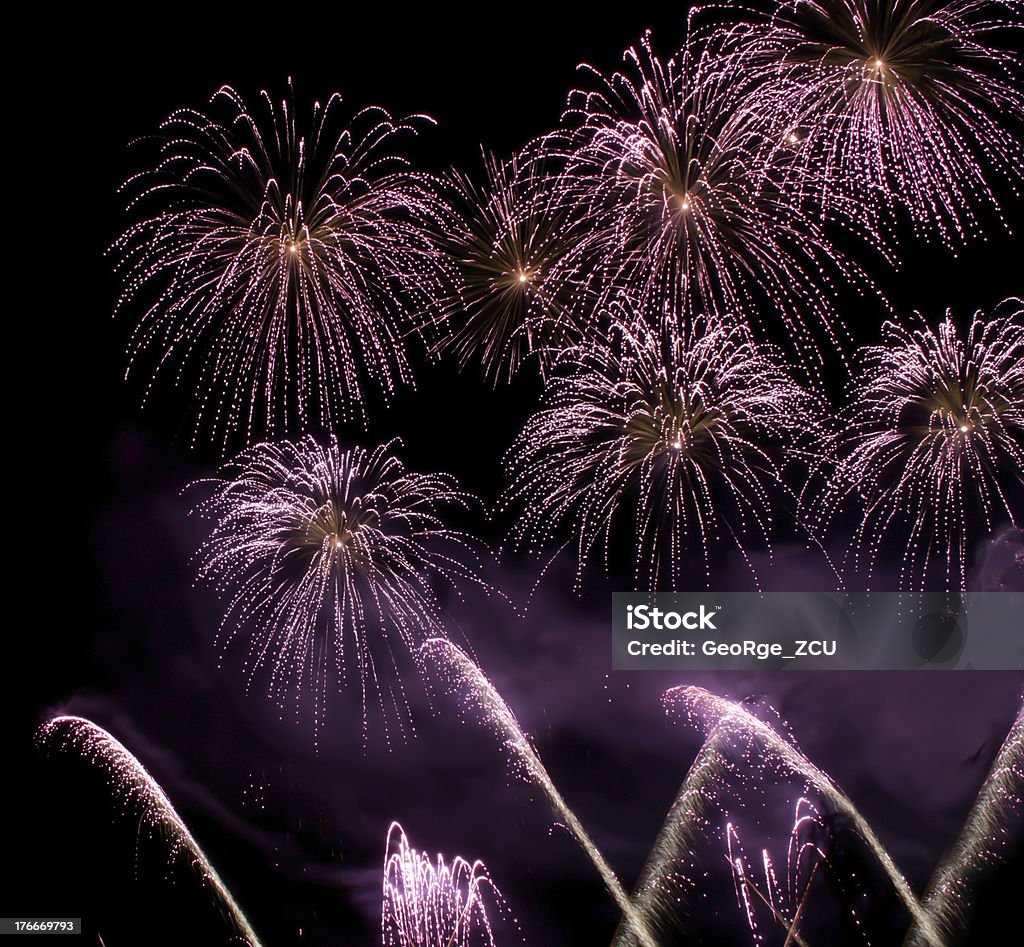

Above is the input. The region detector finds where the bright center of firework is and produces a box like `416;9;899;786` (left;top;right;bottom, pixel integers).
518;271;529;283
960;424;970;433
873;58;885;70
787;133;799;144
680;196;691;212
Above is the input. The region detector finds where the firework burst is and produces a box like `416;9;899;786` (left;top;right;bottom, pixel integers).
506;303;817;590
113;82;443;449
381;822;509;947
544;30;864;355
428;151;588;384
805;299;1024;591
193;437;483;737
737;0;1024;246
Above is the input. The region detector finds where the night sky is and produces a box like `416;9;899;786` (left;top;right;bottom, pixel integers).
8;5;1024;946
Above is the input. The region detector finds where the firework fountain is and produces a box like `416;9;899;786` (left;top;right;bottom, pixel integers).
663;686;944;945
905;702;1024;945
381;821;510;947
421;639;661;947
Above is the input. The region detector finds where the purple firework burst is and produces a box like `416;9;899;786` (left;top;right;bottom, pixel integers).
733;0;1024;247
505;300;819;591
426;150;590;384
539;30;867;358
804;299;1024;591
193;437;483;736
113;82;444;449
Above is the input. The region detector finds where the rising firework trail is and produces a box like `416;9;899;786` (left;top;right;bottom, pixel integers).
663;686;944;945
614;712;856;941
612;730;731;947
905;702;1024;946
733;0;1024;246
804;300;1024;591
112;82;444;449
421;639;661;947
427;150;587;384
36;716;261;947
193;437;484;740
544;29;866;355
382;821;510;947
506;307;817;590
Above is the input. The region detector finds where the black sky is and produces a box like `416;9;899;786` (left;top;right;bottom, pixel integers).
8;5;1024;947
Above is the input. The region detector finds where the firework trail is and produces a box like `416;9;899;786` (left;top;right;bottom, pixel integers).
611;731;731;947
36;715;261;947
726;798;826;947
506;307;817;591
905;701;1024;946
382;821;511;947
663;686;944;945
420;639;661;947
543;29;866;355
615;711;834;946
804;300;1024;592
426;150;589;384
732;0;1024;246
112;82;444;449
193;437;484;739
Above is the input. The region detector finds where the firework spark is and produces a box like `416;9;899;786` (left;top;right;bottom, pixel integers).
193;437;483;738
543;30;865;353
804;300;1024;591
421;639;661;947
735;0;1024;246
112;82;443;449
382;822;510;947
506;306;817;590
726;798;827;946
427;151;588;384
36;715;261;947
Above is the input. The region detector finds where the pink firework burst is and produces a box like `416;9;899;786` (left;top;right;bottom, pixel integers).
192;437;484;736
505;300;819;591
805;299;1024;591
113;82;444;449
541;30;866;358
734;0;1024;247
426;150;591;385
